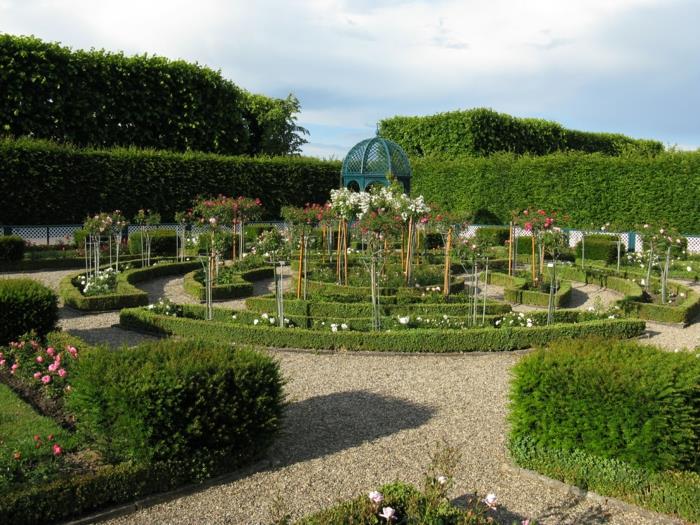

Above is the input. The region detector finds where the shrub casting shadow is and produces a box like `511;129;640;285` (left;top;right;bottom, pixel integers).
265;390;435;469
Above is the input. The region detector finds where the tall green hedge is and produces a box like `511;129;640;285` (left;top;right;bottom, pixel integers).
412;152;700;232
378;108;663;157
0;137;341;224
0;34;306;155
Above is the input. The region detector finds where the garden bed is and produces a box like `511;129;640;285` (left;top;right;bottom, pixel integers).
488;272;573;308
120;303;646;353
183;266;273;301
555;265;700;325
0;333;283;524
59;260;199;311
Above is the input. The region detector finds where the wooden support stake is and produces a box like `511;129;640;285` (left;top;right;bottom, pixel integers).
507;221;513;276
443;227;452;296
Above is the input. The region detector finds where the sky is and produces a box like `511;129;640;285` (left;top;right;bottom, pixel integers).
2;0;699;158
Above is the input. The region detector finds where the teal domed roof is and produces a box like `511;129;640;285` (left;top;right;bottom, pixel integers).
341;137;411;193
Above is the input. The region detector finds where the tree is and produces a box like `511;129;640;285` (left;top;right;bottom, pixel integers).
243;93;309;155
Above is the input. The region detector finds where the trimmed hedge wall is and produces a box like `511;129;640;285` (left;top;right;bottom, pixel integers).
378;108;663;157
510;338;700;472
120;305;646;353
0;34;304;156
0;137;340;224
411;152;700;232
60;260;199;311
183;267;273;301
509;338;700;521
0;278;58;345
0;235;25;261
66;339;284;464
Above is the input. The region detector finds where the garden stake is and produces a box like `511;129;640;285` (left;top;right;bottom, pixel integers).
507;221;513;276
443;227;452;297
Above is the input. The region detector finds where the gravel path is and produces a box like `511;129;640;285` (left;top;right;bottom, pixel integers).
0;269;155;348
104;350;679;525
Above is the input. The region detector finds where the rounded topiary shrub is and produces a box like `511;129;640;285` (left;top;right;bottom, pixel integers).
0;235;26;261
510;338;700;473
0;278;58;344
128;230;177;256
66;339;284;464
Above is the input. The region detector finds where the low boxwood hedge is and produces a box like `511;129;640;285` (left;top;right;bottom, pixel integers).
488;272;572;308
555;265;700;325
183;267;273;301
60;260;199;311
120;305;645;352
509;436;700;523
509;338;700;521
246;295;512;321
0;235;25;261
0;278;58;345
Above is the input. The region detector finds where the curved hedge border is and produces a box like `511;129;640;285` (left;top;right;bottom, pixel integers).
60;261;199;311
120;305;645;353
183;267;273;301
246;295;512;319
555;266;700;325
488;272;572;308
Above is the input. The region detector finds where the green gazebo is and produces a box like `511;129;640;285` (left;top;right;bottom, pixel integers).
341;137;412;194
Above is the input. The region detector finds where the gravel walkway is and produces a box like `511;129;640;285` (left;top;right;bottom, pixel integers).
103;350;680;525
0;269;155;348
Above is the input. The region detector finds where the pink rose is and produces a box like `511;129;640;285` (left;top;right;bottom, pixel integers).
52;444;62;456
58;368;67;378
33;372;42;379
524;222;533;232
48;363;58;372
36;356;44;363
0;359;5;367
41;375;51;384
46;347;56;357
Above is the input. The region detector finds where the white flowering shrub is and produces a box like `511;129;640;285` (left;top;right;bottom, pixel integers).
79;268;118;296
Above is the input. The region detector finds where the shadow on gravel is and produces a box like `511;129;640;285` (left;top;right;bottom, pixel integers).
566;286;589;308
452;492;611;524
65;326;157;348
452;493;532;525
536;494;611;524
266;390;435;468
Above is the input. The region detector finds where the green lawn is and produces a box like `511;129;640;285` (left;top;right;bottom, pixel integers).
0;382;76;488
